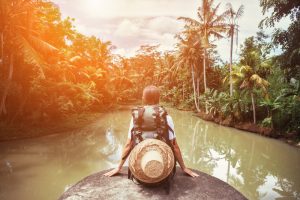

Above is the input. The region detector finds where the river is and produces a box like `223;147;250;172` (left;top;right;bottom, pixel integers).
0;107;299;200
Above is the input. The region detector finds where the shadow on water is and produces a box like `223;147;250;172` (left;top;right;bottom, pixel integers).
0;107;299;200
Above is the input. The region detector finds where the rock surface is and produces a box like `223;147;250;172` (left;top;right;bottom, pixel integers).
59;167;247;200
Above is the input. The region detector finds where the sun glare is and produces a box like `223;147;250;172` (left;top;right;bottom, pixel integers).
83;0;114;17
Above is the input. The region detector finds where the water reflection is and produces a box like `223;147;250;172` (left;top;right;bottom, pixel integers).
99;127;122;163
4;160;13;173
0;110;130;200
0;108;299;200
168;107;300;200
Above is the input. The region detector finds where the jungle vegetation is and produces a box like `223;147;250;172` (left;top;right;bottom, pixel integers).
0;0;299;136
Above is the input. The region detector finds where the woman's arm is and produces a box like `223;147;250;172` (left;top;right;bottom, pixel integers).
171;139;199;177
103;138;133;177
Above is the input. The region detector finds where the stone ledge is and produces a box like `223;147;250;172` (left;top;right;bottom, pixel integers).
59;167;247;200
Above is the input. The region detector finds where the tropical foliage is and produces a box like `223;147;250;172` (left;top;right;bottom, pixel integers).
225;3;244;96
0;0;299;136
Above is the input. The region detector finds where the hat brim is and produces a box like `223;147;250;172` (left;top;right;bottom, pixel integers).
129;139;175;184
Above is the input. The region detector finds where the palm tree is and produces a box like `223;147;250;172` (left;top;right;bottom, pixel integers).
179;0;227;113
233;65;270;124
176;32;203;112
155;52;176;87
225;3;244;96
0;0;57;115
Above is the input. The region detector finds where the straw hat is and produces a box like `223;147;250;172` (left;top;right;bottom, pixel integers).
129;138;175;184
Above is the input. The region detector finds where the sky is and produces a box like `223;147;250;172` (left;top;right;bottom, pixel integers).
52;0;290;62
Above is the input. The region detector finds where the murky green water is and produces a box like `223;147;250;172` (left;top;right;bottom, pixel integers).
0;107;299;200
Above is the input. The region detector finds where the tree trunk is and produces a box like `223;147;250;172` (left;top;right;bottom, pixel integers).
197;78;200;107
0;54;14;115
251;92;256;124
203;49;208;114
0;32;3;65
203;49;207;92
182;83;185;100
229;27;234;96
191;64;200;112
196;78;200;96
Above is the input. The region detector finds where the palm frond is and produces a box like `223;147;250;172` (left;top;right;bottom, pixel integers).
240;65;253;74
206;0;215;11
211;11;227;25
14;25;40;35
209;31;224;39
240;79;250;89
225;3;233;14
197;10;204;22
250;74;270;89
69;55;82;63
222;76;229;84
207;2;221;24
28;35;58;55
15;33;46;78
235;5;245;20
178;17;201;27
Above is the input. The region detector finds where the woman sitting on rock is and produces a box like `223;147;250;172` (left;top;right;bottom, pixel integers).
104;85;198;182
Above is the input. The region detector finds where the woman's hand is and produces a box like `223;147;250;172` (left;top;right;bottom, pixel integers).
170;139;199;178
104;139;133;177
103;167;121;177
183;167;199;177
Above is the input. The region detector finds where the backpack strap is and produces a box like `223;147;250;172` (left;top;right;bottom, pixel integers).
166;123;175;136
131;106;145;145
152;106;168;142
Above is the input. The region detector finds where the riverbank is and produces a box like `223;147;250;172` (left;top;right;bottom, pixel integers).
0;112;102;142
1;104;299;148
195;111;300;148
0;102;132;142
0;103;138;142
